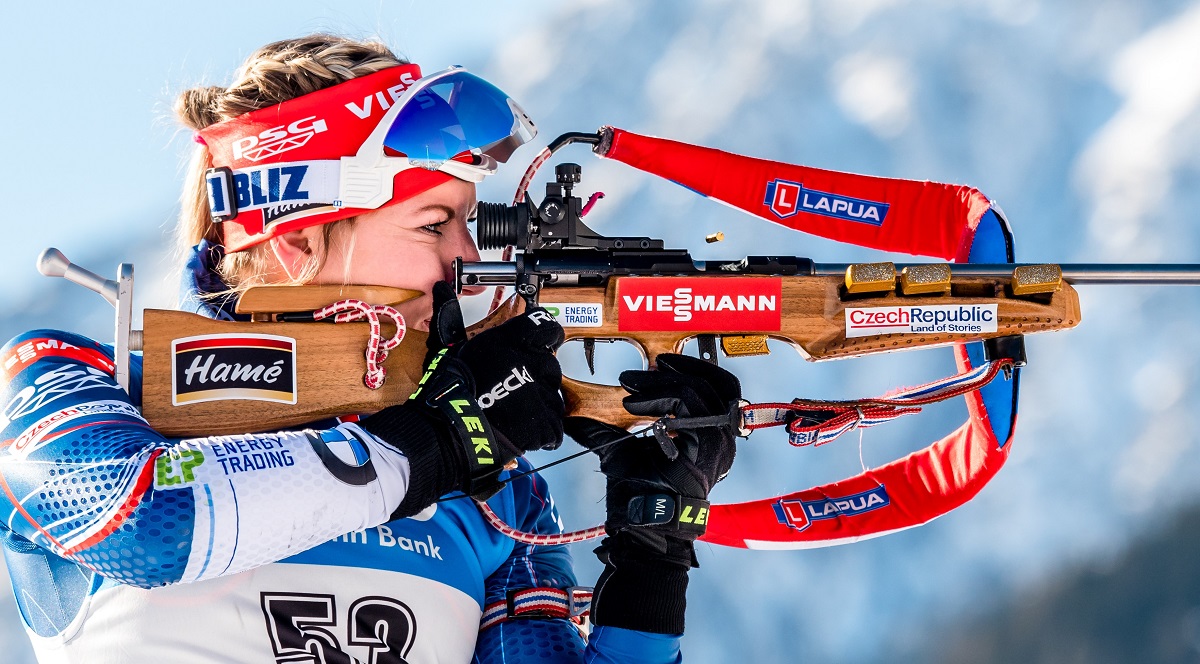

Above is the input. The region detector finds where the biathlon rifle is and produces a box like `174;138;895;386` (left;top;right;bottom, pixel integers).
34;128;1200;549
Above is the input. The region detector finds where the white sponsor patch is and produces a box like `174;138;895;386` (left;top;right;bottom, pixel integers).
542;303;603;327
845;304;998;338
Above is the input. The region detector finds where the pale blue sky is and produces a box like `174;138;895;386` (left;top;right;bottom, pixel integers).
0;0;557;304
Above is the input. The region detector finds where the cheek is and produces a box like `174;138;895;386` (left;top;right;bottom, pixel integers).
386;253;446;292
358;249;444;332
396;295;434;332
334;242;444;291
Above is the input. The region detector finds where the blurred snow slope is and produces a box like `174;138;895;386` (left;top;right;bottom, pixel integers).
3;1;1200;662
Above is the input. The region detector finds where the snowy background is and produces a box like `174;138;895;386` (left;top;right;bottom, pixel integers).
3;0;1200;661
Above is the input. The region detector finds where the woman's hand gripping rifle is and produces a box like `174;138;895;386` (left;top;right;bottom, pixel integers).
359;282;566;504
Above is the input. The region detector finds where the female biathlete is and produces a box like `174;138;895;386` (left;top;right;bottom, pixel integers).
0;35;740;663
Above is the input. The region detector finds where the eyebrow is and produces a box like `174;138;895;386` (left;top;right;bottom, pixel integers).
414;204;459;220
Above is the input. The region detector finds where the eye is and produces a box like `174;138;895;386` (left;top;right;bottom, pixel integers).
420;219;450;236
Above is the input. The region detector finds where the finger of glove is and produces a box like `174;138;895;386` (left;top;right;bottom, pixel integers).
470;308;565;353
619;370;709;418
655;353;742;405
428;281;467;351
518;385;566;450
492;406;564;453
457;340;563;393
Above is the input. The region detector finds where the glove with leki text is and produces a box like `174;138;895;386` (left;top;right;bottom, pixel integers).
564;353;741;634
454;290;565;455
361;282;564;515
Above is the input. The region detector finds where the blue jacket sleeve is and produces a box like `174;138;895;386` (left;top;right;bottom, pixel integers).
586;627;683;664
0;330;414;589
474;458;587;662
472;459;684;663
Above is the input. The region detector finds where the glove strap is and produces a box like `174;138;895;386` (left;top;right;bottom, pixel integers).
625;494;711;537
412;349;505;499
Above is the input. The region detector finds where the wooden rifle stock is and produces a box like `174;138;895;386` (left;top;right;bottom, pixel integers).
140;270;1080;437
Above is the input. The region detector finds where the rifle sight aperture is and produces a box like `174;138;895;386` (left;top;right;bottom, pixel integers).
475;201;528;250
476;162;665;253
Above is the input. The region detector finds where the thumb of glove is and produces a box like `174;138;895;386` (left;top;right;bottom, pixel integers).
519;308;567;352
428;281;467;353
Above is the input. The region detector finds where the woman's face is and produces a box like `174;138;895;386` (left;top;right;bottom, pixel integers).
309;178;483;331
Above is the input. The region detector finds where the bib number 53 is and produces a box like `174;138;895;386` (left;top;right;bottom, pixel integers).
260;592;417;664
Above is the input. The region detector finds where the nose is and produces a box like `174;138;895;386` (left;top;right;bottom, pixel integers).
455;229;482;264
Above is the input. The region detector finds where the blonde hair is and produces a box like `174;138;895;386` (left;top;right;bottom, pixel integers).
174;35;407;294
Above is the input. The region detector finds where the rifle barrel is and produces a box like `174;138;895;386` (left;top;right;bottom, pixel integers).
811;263;1200;285
458;259;1200;288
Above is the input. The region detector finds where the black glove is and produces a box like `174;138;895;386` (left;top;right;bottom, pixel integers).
564;353;741;634
454;294;565;454
361;282;564;515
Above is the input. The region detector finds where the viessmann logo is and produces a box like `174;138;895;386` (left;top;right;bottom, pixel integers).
172;334;297;405
617;277;782;332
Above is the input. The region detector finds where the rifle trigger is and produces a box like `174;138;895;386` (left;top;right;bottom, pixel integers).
697;335;719;366
651;420;681;461
583;338;596;375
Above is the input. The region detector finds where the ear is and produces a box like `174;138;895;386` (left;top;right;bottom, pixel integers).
269;228;320;281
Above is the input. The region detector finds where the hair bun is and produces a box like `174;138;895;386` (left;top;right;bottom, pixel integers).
175;86;226;131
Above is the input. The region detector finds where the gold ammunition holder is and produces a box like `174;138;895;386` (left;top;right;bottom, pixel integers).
845;262;897;294
900;264;952;295
1011;264;1062;295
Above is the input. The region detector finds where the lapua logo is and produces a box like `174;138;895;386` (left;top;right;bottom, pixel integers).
232;116;328;162
773;485;891;532
344;74;419;119
172;334;297;406
764;179;889;227
617;277;782;332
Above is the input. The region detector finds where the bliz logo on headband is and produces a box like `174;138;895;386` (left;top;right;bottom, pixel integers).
206;165;308;220
764;179;889;226
232;116;328;162
206;160;341;224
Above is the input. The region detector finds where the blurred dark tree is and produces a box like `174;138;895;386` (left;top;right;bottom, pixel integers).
928;503;1200;663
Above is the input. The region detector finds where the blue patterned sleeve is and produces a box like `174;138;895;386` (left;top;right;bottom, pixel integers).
474;458;587;662
0;330;414;589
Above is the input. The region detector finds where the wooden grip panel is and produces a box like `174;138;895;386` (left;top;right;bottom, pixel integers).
141;310;429;437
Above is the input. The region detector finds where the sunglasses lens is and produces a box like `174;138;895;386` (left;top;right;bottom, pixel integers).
382;71;533;165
